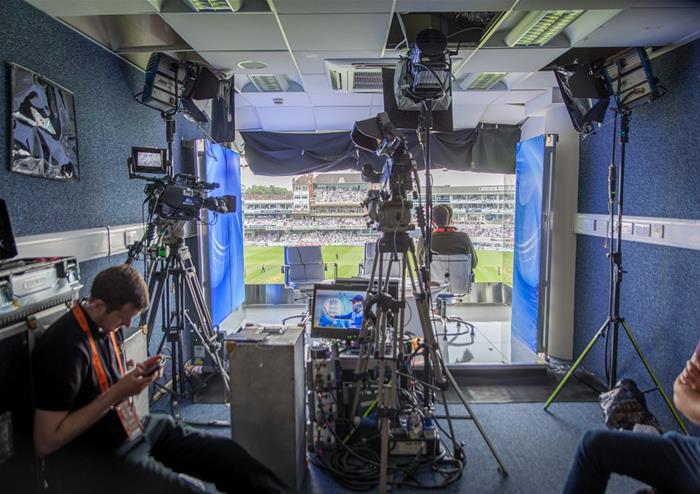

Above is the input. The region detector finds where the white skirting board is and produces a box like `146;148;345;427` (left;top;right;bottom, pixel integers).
574;213;700;251
15;223;146;262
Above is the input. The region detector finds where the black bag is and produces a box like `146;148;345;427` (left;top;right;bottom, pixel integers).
599;378;662;431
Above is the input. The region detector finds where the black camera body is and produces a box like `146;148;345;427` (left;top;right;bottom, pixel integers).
144;174;236;222
359;138;416;234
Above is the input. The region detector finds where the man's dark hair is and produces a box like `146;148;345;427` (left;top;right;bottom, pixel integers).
432;204;452;227
352;295;364;303
90;264;149;312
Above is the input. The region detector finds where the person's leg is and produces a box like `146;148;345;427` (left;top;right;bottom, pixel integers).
45;441;202;494
563;429;700;494
145;414;290;494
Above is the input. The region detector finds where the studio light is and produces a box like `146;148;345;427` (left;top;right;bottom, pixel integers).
141;52;220;123
505;10;583;47
555;47;662;134
394;28;452;111
602;48;660;110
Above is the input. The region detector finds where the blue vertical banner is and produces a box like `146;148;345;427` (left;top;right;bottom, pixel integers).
205;141;245;325
511;135;545;351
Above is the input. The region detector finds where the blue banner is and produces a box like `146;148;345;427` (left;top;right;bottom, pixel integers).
205;142;245;325
511;135;545;352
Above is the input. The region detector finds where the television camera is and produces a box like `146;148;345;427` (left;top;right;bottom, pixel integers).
128;146;235;224
353;113;423;235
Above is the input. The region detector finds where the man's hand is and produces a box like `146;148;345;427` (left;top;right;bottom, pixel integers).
678;352;700;391
109;354;162;403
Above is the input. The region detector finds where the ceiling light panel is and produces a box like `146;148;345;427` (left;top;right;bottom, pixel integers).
575;7;700;47
25;0;159;16
460;47;569;73
396;0;513;11
279;14;391;51
273;0;393;14
161;12;287;51
505;10;583;47
185;0;244;11
466;72;507;89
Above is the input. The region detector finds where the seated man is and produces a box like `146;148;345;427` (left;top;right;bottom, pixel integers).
33;264;288;494
563;341;700;493
418;204;478;269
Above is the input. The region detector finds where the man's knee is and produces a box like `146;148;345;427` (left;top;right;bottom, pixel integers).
579;429;610;458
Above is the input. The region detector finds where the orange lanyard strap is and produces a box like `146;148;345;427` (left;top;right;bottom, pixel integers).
72;305;124;393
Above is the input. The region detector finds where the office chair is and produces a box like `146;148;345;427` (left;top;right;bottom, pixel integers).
281;245;327;325
359;240;403;279
430;253;476;339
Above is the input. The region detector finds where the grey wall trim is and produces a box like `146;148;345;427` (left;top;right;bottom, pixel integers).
16;224;145;262
575;213;700;251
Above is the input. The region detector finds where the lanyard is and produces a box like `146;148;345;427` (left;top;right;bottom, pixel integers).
72;305;125;393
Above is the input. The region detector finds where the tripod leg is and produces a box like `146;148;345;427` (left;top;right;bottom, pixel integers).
445;366;508;477
544;318;611;410
177;249;230;393
621;321;688;434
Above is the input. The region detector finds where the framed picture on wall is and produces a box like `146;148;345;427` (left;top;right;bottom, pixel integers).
8;63;79;180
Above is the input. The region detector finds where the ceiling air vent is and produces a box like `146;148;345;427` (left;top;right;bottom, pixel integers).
352;71;384;91
248;75;289;92
327;60;397;93
185;0;245;12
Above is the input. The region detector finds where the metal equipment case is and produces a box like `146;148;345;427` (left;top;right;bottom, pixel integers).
228;327;306;492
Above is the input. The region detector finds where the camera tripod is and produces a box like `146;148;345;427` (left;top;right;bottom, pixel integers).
543;110;687;433
351;232;507;494
127;220;230;420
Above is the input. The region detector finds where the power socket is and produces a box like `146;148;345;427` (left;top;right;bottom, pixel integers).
651;223;664;239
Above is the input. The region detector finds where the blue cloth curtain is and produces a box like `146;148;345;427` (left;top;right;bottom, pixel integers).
204;141;244;325
511;135;545;351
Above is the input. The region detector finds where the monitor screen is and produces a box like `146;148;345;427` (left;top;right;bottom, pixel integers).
9;63;79;180
311;284;368;339
0;199;17;260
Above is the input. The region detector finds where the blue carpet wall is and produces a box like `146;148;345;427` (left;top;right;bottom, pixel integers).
574;39;700;431
0;0;205;290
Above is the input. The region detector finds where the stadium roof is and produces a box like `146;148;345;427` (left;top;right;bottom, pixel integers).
315;173;363;185
293;175;313;187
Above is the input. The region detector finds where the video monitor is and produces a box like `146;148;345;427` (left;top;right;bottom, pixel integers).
9;63;79;180
0;199;17;260
129;146;168;176
311;284;368;340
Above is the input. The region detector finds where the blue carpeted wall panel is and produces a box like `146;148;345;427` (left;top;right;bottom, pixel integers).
0;0;203;241
575;39;700;430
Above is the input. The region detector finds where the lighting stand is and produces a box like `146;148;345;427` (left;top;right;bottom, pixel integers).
543;109;688;434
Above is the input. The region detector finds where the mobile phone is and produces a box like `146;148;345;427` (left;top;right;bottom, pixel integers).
143;356;165;377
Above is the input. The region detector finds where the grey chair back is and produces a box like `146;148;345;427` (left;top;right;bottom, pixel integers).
362;241;403;279
283;246;326;289
430;254;473;294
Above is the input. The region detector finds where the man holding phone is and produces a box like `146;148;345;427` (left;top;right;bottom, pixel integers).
562;340;700;493
33;264;287;494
